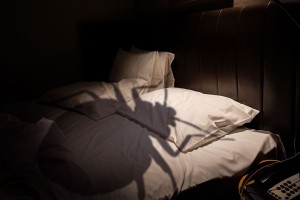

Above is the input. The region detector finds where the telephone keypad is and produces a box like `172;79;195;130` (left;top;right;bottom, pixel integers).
268;173;300;200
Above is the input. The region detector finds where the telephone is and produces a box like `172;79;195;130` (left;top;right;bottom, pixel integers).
239;153;300;200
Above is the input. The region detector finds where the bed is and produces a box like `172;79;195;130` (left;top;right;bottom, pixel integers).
0;1;299;200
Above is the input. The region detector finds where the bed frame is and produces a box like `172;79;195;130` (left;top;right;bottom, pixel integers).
78;1;299;198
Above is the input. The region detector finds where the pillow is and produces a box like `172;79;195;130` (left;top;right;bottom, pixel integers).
131;46;175;92
109;49;158;88
39;79;148;120
116;88;259;152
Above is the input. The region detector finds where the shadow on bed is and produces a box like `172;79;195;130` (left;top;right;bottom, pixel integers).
35;85;206;199
0;80;239;199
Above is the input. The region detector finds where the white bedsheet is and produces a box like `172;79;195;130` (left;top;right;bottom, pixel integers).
0;97;284;200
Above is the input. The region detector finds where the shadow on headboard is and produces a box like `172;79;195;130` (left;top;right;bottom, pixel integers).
78;1;300;156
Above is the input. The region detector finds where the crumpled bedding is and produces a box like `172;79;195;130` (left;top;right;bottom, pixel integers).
0;108;284;200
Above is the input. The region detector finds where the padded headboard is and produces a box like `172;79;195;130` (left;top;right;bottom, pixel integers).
79;1;300;156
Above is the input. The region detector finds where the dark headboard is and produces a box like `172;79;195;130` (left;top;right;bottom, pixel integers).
79;1;300;156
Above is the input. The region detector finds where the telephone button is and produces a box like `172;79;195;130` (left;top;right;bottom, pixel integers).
268;173;300;200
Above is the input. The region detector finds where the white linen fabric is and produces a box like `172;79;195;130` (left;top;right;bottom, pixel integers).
117;88;259;152
0;108;283;200
131;46;175;91
0;90;282;200
109;49;158;87
39;79;148;120
0;118;54;172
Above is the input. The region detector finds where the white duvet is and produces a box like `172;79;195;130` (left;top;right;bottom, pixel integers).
0;114;283;200
0;88;284;200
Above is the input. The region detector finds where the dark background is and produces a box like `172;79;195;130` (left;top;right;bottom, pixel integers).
0;0;135;102
0;0;298;102
0;0;236;102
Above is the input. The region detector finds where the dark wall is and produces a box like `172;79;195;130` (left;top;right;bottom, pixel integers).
0;0;235;103
0;0;135;102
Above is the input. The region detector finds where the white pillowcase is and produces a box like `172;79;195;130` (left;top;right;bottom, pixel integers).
131;46;175;92
40;79;148;120
116;88;259;152
109;49;158;87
